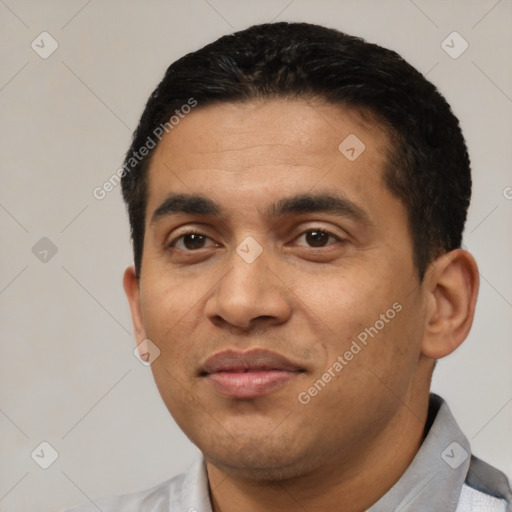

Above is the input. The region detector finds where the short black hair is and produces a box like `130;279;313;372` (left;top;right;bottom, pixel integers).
121;21;471;280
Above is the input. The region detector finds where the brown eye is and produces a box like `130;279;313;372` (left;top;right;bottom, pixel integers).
305;230;331;247
183;233;206;249
296;229;340;248
171;233;216;251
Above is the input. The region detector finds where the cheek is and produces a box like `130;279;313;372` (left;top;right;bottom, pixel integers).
296;268;389;341
139;274;203;362
302;265;419;375
140;278;204;418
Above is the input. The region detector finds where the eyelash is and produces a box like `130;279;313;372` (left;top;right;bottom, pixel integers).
168;228;344;251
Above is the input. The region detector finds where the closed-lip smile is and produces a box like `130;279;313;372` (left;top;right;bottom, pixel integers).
200;348;305;399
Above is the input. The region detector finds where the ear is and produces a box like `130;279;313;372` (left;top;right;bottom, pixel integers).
421;249;479;359
123;266;147;343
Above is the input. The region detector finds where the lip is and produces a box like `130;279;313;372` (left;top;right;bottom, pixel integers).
200;348;304;399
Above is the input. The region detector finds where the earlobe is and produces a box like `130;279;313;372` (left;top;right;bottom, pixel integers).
123;266;147;342
421;249;479;360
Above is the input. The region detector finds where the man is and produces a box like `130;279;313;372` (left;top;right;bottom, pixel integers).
67;22;511;512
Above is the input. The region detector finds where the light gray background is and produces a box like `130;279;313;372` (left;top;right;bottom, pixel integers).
1;1;511;511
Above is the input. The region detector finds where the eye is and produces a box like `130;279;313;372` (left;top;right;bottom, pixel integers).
170;232;218;251
294;229;342;248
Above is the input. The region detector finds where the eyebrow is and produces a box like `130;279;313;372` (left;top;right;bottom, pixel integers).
150;192;372;227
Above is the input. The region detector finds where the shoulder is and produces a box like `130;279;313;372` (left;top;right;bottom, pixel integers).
455;455;512;512
61;472;187;512
456;485;509;512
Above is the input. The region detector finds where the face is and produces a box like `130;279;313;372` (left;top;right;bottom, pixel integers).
126;99;432;480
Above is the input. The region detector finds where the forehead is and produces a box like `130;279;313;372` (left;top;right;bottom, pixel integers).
144;98;399;226
150;99;390;173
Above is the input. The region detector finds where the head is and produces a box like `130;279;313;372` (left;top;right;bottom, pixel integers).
122;22;471;281
122;22;479;481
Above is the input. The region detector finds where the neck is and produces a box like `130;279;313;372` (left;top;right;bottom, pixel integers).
207;389;431;512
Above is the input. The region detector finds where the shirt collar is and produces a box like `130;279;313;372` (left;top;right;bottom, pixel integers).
174;394;469;512
368;393;470;511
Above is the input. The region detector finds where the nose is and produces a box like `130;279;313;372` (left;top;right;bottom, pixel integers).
204;247;293;332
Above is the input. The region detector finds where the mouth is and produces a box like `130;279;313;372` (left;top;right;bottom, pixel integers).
200;348;305;399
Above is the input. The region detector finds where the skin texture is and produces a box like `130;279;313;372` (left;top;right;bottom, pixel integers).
123;99;479;512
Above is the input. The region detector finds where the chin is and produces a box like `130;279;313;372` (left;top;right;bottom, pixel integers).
202;435;324;482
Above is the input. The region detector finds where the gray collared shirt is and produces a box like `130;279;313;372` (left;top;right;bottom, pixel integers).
64;394;511;512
